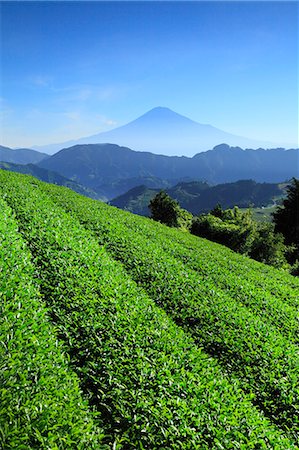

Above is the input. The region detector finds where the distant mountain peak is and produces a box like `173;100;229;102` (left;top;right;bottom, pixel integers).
148;106;173;113
135;106;198;124
33;107;277;156
212;144;245;152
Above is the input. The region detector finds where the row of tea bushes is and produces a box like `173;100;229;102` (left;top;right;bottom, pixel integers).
110;200;299;306
42;183;299;440
60;192;299;340
0;197;104;449
91;196;299;303
103;209;299;342
0;170;296;448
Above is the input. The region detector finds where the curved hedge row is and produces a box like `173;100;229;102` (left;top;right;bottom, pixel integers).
0;197;104;449
97;206;299;342
0;170;295;449
110;201;299;306
58;192;299;337
41;182;299;440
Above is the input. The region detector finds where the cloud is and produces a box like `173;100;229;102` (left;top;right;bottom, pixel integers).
51;82;130;106
25;78;132;111
54;112;117;141
95;114;117;127
30;75;53;88
104;119;117;126
63;110;81;121
62;109;116;126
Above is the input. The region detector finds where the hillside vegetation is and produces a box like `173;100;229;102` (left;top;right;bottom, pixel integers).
0;144;47;164
1;169;299;449
111;179;283;216
38;143;299;199
0;161;99;199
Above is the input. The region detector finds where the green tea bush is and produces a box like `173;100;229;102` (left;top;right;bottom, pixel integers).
0;197;104;449
191;213;253;252
41;182;299;440
107;211;299;342
0;170;295;449
95;199;299;305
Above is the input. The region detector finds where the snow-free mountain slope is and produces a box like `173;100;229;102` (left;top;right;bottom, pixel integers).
33;107;275;156
0;161;99;199
38;143;299;199
0;145;48;164
110;180;284;216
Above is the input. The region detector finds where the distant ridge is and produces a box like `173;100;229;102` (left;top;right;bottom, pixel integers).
0;145;48;165
0;161;99;199
38;143;299;200
110;180;284;216
32;107;276;156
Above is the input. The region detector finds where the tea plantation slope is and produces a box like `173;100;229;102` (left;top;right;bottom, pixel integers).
0;198;105;449
90;197;299;304
40;182;299;440
74;200;299;342
0;171;296;449
130;210;299;298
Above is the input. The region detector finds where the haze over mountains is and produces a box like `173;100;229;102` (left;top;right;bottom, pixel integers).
0;161;97;199
0;145;47;165
33;107;276;156
1;107;297;203
38;143;299;200
110;180;284;216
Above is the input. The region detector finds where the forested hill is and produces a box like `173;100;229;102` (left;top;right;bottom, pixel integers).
1;169;299;448
0;144;48;165
0;161;98;199
37;143;299;199
110;179;284;216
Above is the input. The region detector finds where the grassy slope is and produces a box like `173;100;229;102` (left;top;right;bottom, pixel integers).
0;197;105;449
1;170;299;448
40;181;299;439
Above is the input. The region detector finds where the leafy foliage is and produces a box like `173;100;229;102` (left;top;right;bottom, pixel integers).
149;190;180;226
1;170;299;448
273;178;299;245
273;178;299;271
40;179;299;442
149;190;192;229
191;206;287;268
0;197;104;449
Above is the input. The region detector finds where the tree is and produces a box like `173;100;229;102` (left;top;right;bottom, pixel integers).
149;191;181;227
210;203;224;219
149;191;192;229
249;222;286;268
191;212;254;253
272;178;299;248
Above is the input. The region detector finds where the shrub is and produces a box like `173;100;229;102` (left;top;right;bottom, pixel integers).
149;191;192;229
191;207;287;268
191;213;254;253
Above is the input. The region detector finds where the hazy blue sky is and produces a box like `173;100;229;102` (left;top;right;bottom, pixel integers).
1;1;298;148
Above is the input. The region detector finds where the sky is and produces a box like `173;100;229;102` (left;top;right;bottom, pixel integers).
0;1;298;149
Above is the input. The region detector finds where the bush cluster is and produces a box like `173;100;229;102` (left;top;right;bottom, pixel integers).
0;197;103;449
41;180;299;442
1;170;299;448
149;190;192;230
191;205;287;268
